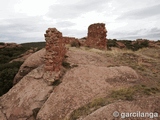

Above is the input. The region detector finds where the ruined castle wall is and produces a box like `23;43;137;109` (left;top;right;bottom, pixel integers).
62;37;78;44
86;23;107;49
44;28;66;72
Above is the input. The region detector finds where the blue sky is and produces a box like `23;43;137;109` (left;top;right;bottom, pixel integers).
0;0;160;43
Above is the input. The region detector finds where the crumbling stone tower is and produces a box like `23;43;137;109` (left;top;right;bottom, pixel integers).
86;23;107;49
44;28;66;72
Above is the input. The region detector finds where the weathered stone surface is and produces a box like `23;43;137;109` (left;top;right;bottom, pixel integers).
83;96;160;120
0;46;146;120
37;65;139;120
0;65;53;120
0;109;6;120
85;23;107;49
13;49;45;85
44;28;66;72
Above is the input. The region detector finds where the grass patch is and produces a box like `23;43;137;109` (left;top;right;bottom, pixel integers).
69;97;111;120
69;84;160;120
111;85;160;100
111;88;135;101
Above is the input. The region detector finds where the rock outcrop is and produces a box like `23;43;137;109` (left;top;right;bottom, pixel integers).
13;49;45;85
85;23;107;49
37;65;139;120
44;28;66;72
83;96;160;120
0;47;140;120
0;65;53;120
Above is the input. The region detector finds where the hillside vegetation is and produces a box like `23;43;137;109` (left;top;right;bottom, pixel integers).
0;42;45;96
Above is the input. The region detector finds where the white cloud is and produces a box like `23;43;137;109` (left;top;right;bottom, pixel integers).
14;0;57;16
117;3;160;20
0;0;160;43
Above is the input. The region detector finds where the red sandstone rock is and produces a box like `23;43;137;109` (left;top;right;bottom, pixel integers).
13;49;45;85
85;23;107;49
116;41;126;49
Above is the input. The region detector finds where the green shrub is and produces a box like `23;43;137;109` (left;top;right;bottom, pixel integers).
0;42;5;45
120;40;133;50
0;55;10;63
111;88;135;101
0;61;23;96
107;39;117;48
140;40;149;47
0;42;46;96
0;47;28;63
0;61;23;71
120;40;149;51
70;41;80;48
20;42;45;50
70;97;109;120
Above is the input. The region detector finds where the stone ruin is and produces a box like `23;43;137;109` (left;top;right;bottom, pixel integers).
44;28;66;72
44;23;107;73
62;37;79;44
85;23;107;49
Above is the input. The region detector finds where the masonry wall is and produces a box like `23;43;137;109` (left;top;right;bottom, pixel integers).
62;37;78;44
44;28;66;72
86;23;107;49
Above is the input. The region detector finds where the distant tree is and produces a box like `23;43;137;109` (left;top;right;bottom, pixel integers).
0;61;23;96
107;39;117;48
0;42;5;45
